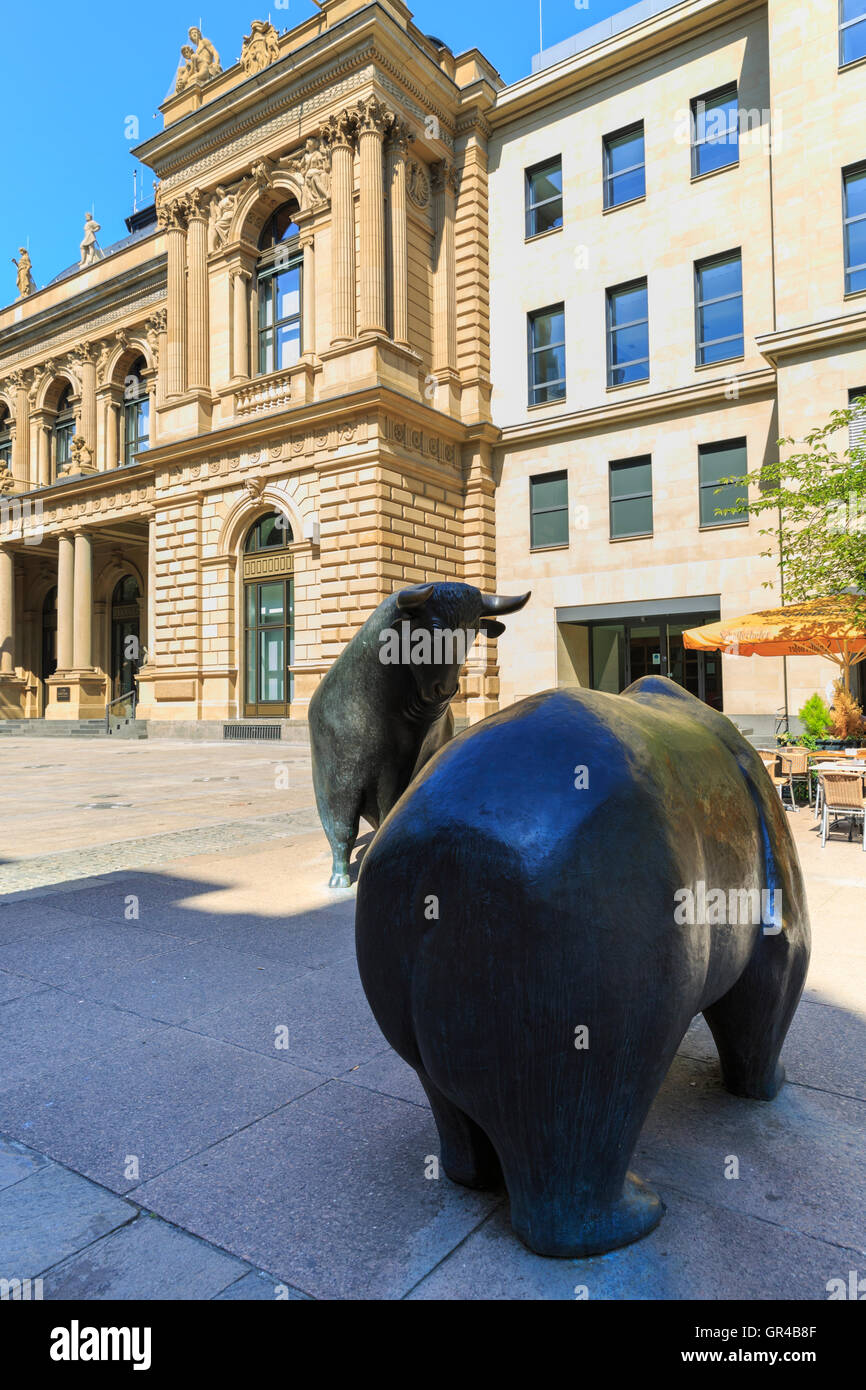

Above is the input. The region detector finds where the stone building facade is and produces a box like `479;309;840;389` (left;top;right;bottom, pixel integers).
0;0;501;728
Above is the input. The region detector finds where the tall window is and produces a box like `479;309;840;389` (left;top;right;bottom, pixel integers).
257;204;302;375
0;407;11;475
699;439;749;527
243;513;295;716
840;1;866;66
530;471;569;548
54;386;76;475
609;457;653;539
528;304;566;404
843;163;866;294
606;279;649;386
695;251;743;365
691;84;739;177
603;123;645;209
849;387;866;450
122;356;150;466
525;158;563;237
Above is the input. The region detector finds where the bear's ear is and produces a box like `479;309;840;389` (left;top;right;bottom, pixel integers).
480;618;505;638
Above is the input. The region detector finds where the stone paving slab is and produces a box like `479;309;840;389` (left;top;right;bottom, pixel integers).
44;1212;253;1301
0;970;44;1005
0;989;166;1087
0;1028;325;1192
0;1135;50;1192
0;1159;135;1278
406;1190;858;1301
214;1269;309;1300
135;1078;502;1300
341;1047;430;1108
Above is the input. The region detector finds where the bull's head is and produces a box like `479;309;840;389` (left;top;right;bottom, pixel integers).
390;581;530;711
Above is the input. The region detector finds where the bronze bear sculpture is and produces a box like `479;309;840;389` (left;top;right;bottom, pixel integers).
309;581;529;887
355;678;811;1257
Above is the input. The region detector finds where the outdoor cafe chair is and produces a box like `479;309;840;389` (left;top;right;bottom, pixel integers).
819;771;866;850
777;747;811;808
757;750;796;810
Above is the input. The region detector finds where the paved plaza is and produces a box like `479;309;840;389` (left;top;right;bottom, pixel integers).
0;736;864;1300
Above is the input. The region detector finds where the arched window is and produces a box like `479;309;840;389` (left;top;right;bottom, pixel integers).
122;356;150;466
242;511;294;715
54;386;76;475
257;203;302;376
0;405;12;475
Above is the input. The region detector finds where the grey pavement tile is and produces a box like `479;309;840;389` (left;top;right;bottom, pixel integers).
0;989;167;1087
136;1079;501;1299
0;1135;51;1192
213;1270;310;1300
0;1028;324;1191
0;900;102;945
0;971;44;1005
679;1000;866;1102
0;1162;134;1279
44;1212;251;1300
341;1047;430;1107
78;938;313;1027
187;955;390;1075
635;1054;866;1255
0;920;191;990
406;1190;855;1301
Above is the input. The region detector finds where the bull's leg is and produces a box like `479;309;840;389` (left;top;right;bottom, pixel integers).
320;797;361;889
703;926;809;1100
417;1070;502;1189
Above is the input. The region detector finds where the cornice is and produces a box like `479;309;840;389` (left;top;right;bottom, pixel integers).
496;367;776;446
0;279;166;377
756;310;866;363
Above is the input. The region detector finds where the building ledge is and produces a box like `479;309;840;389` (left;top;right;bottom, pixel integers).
756;310;866;364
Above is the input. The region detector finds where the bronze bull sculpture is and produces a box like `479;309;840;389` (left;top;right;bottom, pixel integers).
355;678;811;1257
309;581;530;887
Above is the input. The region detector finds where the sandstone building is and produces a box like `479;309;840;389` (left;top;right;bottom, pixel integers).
1;0;863;738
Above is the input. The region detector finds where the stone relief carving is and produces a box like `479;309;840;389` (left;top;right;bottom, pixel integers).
241;21;280;75
207;184;239;250
174;27;222;93
68;437;95;473
406;161;430;208
281;134;332;208
145;309;167;364
12;247;35;299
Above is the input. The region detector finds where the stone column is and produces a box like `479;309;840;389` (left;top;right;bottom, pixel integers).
37;418;51;488
0;547;14;674
329;111;357;346
72;530;93;669
387;123;411;347
432;161;459;374
357;97;390;337
159;197;188;397
299;233;316;357
231;270;251;379
104;396;120;471
10;372;29;486
77;345;97;461
146;512;157;663
56;533;74;671
186;190;210;392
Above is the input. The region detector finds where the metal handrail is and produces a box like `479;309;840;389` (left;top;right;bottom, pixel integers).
105;689;137;734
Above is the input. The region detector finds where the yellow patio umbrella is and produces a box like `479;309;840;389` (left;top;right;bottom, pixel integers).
683;595;866;692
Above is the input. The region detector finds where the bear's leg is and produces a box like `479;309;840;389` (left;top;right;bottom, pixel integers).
703;927;809;1100
418;1071;503;1189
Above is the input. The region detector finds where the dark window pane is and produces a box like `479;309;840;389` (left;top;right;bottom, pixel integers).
610;459;651;498
700;296;744;344
610;322;649;367
531;474;568;510
609;284;647;325
608;167;645;206
845;167;866;218
693;90;738;175
531;508;569;547
700;480;748;525
592;625;625;693
699;255;742;299
698;441;747;487
531;309;564;348
700;335;744;365
526;160;563;237
845;217;866;272
533;345;566;386
607;128;644;175
259;628;284;702
611;495;653;537
258;582;285;625
530;164;562;202
842;17;866;64
529;200;563;236
848;265;866;293
842;0;866;20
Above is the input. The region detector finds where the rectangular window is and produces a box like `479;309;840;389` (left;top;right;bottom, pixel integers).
123;398;150;467
528;304;566;405
609;456;653;538
699;439;749;527
840;0;866;66
849;386;866;450
530;471;569;548
258;260;302;375
843;163;866;294
695;251;743;365
525;158;563;238
691;84;739;177
607;279;649;386
603;123;646;209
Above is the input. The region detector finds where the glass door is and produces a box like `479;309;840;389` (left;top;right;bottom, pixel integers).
244;578;294;716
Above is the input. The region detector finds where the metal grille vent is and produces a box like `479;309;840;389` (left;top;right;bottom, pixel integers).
223;723;282;741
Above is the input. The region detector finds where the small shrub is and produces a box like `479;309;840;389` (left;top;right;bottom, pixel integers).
830;680;866;741
798;693;832;740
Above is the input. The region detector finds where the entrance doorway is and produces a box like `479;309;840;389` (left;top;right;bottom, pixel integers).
242;512;295;717
563;609;724;710
110;575;141;700
41;587;57;712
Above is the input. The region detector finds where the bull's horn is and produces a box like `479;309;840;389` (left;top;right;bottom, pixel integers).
396;582;435;610
480;591;531;616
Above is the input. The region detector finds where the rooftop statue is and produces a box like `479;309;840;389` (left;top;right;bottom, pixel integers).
79;212;102;269
174;26;222;92
241;20;280;75
12;247;35;299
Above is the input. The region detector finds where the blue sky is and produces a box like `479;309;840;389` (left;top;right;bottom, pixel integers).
0;0;631;293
